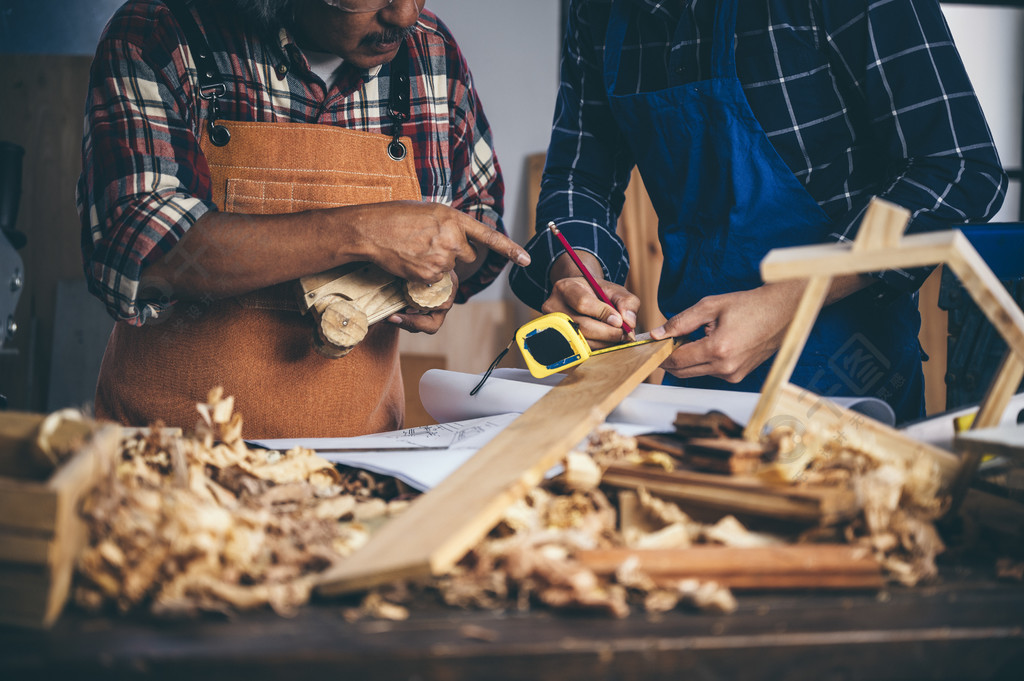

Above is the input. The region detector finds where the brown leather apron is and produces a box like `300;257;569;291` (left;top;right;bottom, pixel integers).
94;121;421;438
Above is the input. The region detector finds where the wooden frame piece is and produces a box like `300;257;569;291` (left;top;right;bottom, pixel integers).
744;198;1024;503
316;338;678;595
0;421;121;628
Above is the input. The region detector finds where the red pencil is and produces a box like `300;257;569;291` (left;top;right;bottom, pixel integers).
548;221;634;336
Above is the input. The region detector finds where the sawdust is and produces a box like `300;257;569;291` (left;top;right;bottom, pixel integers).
74;388;404;617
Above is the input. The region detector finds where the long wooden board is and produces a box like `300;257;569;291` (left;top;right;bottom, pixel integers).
576;545;884;590
316;338;678;596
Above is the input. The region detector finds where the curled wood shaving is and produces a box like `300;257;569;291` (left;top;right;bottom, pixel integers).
563;451;603;491
74;387;393;617
772;420;949;586
703;515;786;549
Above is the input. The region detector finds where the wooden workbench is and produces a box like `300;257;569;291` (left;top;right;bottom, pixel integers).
1;559;1021;681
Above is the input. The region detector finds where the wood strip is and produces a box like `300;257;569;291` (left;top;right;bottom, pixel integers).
849;199;909;252
948;352;1024;513
744;276;830;440
316;338;678;596
576;545;884;590
578;545;878;573
760;230;958;283
600;464;857;525
0;481;58;535
0;530;53;565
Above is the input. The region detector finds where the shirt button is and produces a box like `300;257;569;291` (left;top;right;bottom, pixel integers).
276;63;289;78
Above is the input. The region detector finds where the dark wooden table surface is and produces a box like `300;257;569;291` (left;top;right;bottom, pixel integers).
2;561;1022;681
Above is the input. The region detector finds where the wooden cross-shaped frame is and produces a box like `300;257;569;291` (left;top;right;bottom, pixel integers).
744;198;1024;508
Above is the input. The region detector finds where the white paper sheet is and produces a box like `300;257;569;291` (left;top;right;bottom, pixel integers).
420;368;896;431
249;413;521;491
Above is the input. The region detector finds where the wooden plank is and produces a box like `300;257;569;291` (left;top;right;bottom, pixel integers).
316;338;678;595
400;353;446;428
0;561;70;629
850;199;910;252
0;480;58;535
576;545;884;589
0;530;54;565
760;230;958;283
744;276;830;440
601;464;858;525
619;167;666;335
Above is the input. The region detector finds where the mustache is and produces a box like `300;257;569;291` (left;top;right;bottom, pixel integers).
361;25;416;46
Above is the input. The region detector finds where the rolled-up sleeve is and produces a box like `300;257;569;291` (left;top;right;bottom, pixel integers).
442;43;508;302
78;14;215;326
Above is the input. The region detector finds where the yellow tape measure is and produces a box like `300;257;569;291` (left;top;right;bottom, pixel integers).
516;312;653;378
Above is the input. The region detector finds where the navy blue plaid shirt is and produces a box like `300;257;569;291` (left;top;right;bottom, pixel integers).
510;0;1007;311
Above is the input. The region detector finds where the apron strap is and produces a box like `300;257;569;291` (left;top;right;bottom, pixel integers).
710;0;740;80
386;41;411;161
604;0;740;93
163;0;232;146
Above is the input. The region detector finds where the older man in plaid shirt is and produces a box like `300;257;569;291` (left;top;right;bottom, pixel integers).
78;0;530;437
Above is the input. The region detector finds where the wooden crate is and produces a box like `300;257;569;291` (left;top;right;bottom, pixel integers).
0;412;121;628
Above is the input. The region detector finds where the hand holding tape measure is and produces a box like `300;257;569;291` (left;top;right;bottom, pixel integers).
469;312;655;395
515;312;653;378
470;221;650;394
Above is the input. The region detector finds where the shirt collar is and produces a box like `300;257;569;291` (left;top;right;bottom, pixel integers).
277;26;383;82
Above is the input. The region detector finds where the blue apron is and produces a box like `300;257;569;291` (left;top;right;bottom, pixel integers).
603;0;925;423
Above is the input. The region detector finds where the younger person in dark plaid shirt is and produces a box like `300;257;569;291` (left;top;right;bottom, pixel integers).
510;0;1007;423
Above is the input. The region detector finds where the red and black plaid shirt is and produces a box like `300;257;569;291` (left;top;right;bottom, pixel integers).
78;0;507;325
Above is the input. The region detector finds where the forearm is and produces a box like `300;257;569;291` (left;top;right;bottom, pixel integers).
824;272;874;305
140;206;367;301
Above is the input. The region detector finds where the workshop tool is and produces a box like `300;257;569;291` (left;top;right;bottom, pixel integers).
547;221;634;337
516;311;652;378
316;336;678;595
469;311;655;395
297;264;454;358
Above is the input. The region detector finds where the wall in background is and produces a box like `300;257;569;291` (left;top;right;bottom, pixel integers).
943;3;1024;221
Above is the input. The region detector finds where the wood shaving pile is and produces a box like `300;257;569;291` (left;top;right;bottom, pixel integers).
73;394;950;622
771;421;947;585
74;388;407;617
421;431;774;619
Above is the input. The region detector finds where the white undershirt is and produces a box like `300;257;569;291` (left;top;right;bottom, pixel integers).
300;46;345;89
298;47;386;90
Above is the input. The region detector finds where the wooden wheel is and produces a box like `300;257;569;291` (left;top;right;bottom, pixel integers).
404;271;454;311
314;296;368;358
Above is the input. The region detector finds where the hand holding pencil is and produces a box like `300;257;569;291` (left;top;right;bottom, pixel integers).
547;221;636;341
